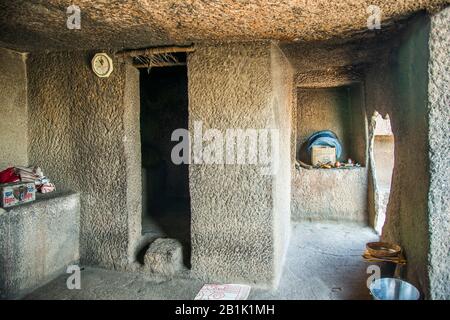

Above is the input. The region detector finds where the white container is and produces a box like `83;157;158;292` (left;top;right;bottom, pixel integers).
311;146;336;166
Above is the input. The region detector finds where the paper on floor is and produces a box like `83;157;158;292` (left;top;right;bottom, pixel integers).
194;284;251;300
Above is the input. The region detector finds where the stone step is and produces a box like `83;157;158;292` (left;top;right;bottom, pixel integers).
144;238;184;276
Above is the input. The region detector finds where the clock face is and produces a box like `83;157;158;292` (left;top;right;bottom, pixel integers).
92;53;113;77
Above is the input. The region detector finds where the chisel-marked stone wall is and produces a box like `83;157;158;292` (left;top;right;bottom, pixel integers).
0;48;28;170
188;42;292;288
427;7;450;300
27;52;141;270
0;192;80;299
365;11;450;298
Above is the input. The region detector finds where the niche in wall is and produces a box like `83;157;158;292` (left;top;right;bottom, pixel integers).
292;82;368;223
296;83;366;166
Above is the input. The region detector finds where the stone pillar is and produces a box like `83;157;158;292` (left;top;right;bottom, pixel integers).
427;6;450;300
188;42;292;288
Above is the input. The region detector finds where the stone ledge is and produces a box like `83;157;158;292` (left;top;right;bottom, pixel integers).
0;191;80;299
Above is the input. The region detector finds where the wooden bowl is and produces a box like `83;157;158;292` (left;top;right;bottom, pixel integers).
366;242;401;258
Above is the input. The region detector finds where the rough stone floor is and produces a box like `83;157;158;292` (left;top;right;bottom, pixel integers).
25;222;378;300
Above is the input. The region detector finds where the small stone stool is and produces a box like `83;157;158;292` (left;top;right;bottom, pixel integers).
144;238;184;276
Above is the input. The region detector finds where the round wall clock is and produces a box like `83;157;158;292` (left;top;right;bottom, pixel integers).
91;53;113;78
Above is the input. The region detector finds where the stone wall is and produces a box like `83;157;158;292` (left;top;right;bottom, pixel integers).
0;48;28;170
292;168;368;223
25;43;293;287
270;43;293;283
188;42;292;288
427;7;450;300
364;13;436;298
27;52;141;270
0;192;80;299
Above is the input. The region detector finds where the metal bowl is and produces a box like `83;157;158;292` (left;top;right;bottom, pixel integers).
370;278;420;300
366;241;401;258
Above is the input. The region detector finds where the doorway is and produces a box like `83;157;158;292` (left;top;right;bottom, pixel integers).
139;62;191;262
372;112;395;234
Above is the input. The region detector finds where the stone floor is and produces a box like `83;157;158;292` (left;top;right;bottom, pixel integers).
25;221;378;300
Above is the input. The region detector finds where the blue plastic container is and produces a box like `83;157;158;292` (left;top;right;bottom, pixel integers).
306;130;342;159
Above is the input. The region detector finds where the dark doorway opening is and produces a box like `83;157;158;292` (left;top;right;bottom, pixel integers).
139;63;191;266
